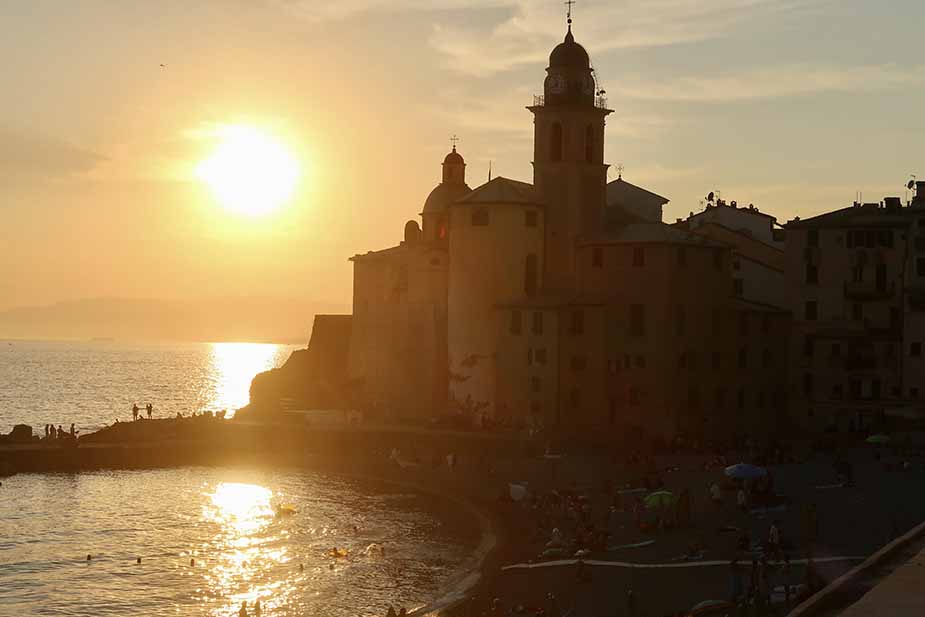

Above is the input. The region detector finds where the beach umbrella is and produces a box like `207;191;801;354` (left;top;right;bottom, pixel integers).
644;490;676;509
724;463;767;480
865;434;890;445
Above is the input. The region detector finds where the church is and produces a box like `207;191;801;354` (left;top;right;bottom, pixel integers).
347;22;790;443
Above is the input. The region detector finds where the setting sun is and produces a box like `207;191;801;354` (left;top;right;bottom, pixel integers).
195;125;300;216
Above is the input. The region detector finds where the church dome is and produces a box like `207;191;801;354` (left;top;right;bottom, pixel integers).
443;149;465;166
549;27;589;70
423;181;471;214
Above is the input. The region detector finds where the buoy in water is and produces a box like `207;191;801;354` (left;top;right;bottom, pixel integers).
299;563;304;572
137;557;142;564
190;558;195;567
86;554;92;562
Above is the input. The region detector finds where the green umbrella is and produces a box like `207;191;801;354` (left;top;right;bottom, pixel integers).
644;490;676;509
866;434;890;444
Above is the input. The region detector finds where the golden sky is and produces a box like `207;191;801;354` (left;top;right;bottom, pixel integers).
2;1;924;331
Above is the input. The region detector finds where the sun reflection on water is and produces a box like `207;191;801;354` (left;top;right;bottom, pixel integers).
202;482;293;615
208;343;289;419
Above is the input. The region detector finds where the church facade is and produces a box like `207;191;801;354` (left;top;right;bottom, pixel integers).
348;26;790;443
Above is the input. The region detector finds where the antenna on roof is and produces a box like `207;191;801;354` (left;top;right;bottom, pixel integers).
488;160;492;182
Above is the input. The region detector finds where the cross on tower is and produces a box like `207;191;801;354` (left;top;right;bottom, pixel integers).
565;0;576;22
616;164;624;179
449;135;459;151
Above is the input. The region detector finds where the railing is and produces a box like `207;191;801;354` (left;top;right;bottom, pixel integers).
532;94;609;109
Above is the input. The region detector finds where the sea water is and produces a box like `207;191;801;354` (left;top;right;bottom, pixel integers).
0;340;471;616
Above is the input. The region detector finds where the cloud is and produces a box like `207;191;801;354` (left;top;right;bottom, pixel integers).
0;129;105;178
428;0;819;76
617;64;925;102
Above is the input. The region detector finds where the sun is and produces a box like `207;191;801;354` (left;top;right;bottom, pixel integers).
195;125;300;216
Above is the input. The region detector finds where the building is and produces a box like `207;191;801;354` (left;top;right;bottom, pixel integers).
784;183;925;432
675;201;787;309
346;20;790;442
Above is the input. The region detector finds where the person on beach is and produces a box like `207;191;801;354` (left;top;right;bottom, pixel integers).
146;403;153;419
69;423;76;438
57;425;65;439
386;607;397;617
710;481;722;507
132;403;139;421
238;601;248;617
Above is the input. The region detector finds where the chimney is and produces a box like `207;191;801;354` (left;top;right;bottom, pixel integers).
884;197;902;211
915;181;925;205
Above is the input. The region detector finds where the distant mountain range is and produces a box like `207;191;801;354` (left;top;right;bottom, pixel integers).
0;297;351;344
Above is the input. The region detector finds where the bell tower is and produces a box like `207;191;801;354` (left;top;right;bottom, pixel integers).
529;17;611;292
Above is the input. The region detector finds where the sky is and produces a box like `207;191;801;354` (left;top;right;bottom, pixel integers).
2;0;924;326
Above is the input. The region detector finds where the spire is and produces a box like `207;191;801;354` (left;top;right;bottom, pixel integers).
565;0;575;38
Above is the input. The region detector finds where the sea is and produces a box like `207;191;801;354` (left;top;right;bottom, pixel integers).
0;340;472;616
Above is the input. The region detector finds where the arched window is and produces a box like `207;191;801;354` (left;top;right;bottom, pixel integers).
524;253;538;296
585;125;594;163
550;123;563;162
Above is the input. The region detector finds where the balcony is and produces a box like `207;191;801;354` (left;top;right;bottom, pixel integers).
843;280;895;301
532;94;609;109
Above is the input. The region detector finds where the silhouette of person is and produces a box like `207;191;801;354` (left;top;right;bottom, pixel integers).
132;404;139;421
146;403;152;419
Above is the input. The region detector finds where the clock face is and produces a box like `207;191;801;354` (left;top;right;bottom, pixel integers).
547;73;566;94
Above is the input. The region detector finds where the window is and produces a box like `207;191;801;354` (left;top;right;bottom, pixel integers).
510;310;522;335
738;313;748;336
804;337;814;358
524;254;538;296
850;379;861;399
714;387;726;410
530;376;542;393
912;342;922;358
762;348;772;368
878;230;894;248
876;263;887;291
569;387;581;408
527;348;533;366
831;343;841;357
808;229;819;247
713;248;725;270
733;278;744;297
570;355;587;371
891;307;900;330
525;210;538;228
608;359;619;375
678;352;687;369
677;247;687;267
635;355;646;369
688;386;701;410
757;392;766;409
633;247;645;267
471;207;489;226
623;354;632;369
737;389;745;410
585;124;594;163
803;373;814;398
712;351;721;370
592;247;603;268
532;311;544;335
675;306;685;336
630;304;646;336
805;264;818;284
738;347;748;369
608;399;617;425
570;309;584;335
832;384;844;399
733;258;741;271
852;303;863;321
550;122;563;162
629;386;641;406
535;348;548;365
805;301;818;321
